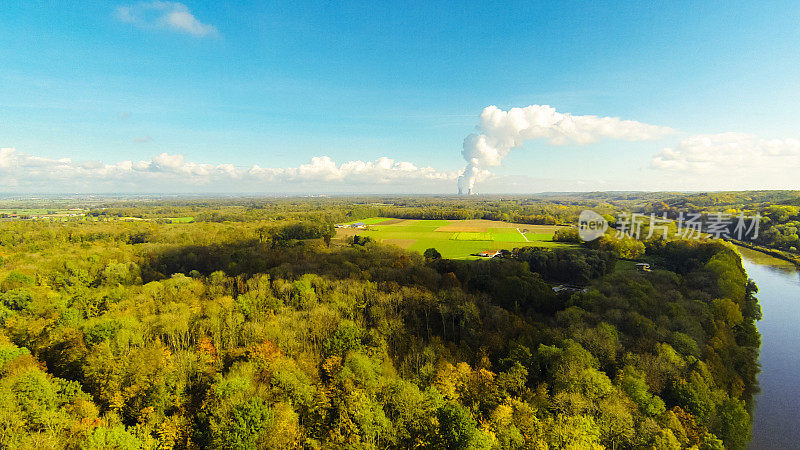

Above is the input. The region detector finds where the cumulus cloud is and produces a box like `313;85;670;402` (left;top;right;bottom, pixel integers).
458;105;676;194
116;2;217;37
652;133;800;172
249;156;457;185
0;148;457;193
648;133;800;190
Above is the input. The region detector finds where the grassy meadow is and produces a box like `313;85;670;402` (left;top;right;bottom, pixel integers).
336;218;572;259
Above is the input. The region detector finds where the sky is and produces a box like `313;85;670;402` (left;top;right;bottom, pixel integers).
1;1;800;194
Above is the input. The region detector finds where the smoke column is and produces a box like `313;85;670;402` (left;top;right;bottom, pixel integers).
457;105;675;194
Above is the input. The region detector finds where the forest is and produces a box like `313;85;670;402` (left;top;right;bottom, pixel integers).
635;191;800;265
0;197;761;449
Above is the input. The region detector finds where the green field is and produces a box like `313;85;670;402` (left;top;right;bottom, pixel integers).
344;217;392;225
336;218;572;259
166;216;195;223
450;232;492;241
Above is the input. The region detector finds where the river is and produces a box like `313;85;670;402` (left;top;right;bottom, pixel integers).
738;246;800;449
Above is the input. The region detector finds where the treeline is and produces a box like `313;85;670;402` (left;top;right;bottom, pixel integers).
635;192;800;255
4;195;628;227
364;197;620;225
513;247;616;285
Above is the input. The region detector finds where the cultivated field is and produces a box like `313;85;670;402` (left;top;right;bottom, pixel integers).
336;217;572;259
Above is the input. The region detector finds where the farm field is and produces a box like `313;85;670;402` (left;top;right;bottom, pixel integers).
165;216;195;223
335;218;572;259
343;217;392;225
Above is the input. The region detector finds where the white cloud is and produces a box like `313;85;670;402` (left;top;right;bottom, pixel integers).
116;2;217;37
250;156;458;184
649;133;800;189
458;104;676;193
0;148;457;193
652;132;800;172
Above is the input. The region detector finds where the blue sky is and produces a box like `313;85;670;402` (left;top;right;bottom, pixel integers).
2;1;799;193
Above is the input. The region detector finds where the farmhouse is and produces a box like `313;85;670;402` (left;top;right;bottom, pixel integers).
478;250;500;258
335;222;367;229
553;284;589;294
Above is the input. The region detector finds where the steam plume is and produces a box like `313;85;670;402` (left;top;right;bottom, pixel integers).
458;105;675;193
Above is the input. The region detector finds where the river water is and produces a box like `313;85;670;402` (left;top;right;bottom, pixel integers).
739;247;800;449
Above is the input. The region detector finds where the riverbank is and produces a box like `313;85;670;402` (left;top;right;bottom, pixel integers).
728;239;800;268
738;251;800;449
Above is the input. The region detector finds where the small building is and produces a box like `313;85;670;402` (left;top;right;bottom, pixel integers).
635;263;651;272
337;222;367;229
553;284;589;294
478;250;500;258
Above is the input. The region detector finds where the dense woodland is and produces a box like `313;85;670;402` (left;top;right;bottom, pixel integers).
0;197;762;448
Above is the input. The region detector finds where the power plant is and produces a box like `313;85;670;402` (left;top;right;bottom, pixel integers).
457;178;475;195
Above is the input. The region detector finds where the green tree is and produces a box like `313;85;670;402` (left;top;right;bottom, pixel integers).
424;248;442;260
